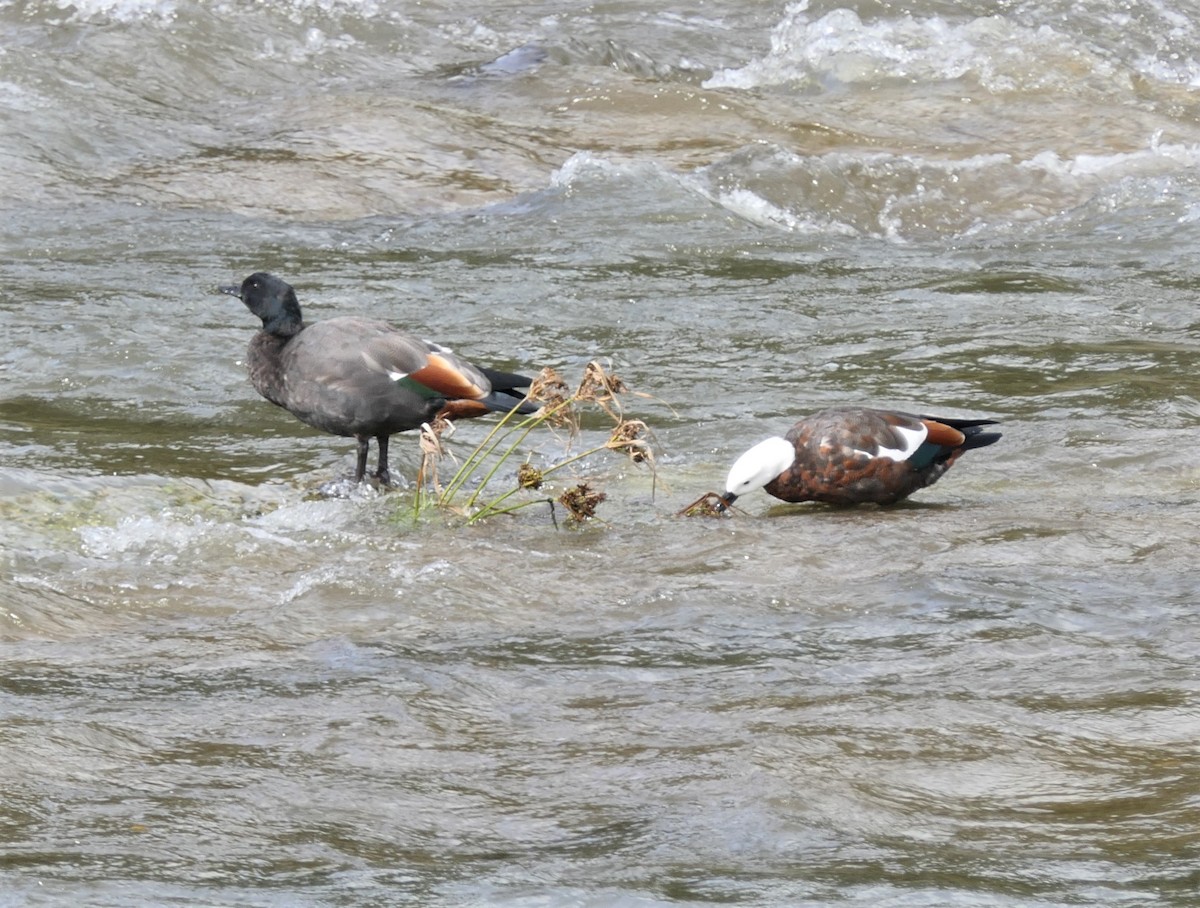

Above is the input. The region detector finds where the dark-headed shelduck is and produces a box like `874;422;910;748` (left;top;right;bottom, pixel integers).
719;408;1000;509
221;272;537;484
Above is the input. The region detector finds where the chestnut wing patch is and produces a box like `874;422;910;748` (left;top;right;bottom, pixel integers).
359;332;490;401
407;352;489;400
919;418;967;449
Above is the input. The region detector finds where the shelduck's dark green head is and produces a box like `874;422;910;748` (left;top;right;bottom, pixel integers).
220;272;303;336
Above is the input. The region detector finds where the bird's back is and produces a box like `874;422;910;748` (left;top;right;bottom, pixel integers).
770;408;988;504
256;317;444;438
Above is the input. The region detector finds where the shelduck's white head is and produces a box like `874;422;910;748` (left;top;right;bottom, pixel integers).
719;436;796;508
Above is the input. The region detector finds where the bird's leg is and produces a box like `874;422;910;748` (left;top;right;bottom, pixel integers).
354;436;370;483
374;434;391;485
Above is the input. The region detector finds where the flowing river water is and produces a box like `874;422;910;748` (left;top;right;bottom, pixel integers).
2;1;1200;904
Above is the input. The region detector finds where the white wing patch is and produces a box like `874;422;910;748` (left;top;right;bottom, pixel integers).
858;423;927;462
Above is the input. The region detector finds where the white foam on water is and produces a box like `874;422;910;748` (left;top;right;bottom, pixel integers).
0;81;46;113
708;187;857;236
538;133;1200;241
1115;0;1200;86
1136;55;1200;86
37;0;179;23
33;0;395;22
704;2;1122;94
549;151;665;190
1031;132;1200;177
78;513;218;562
669;135;1200;240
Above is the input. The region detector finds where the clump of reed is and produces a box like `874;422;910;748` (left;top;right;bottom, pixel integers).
676;491;729;518
410;360;658;525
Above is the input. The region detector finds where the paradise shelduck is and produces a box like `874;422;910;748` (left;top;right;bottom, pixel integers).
220;272;537;484
719;408;1001;509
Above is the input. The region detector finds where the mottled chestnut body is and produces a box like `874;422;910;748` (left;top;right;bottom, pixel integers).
722;407;1000;509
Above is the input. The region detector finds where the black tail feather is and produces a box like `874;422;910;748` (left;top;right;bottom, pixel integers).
921;415;999;431
480;365;532;392
961;428;1003;451
480;366;538;415
921;415;1002;451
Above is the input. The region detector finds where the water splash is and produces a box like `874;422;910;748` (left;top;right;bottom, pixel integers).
704;2;1123;94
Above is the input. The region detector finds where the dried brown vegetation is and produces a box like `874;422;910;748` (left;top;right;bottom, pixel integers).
558;483;607;522
407;360;659;526
677;491;731;518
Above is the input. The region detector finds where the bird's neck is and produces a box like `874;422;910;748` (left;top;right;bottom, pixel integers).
262;314;305;338
247;331;291;407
